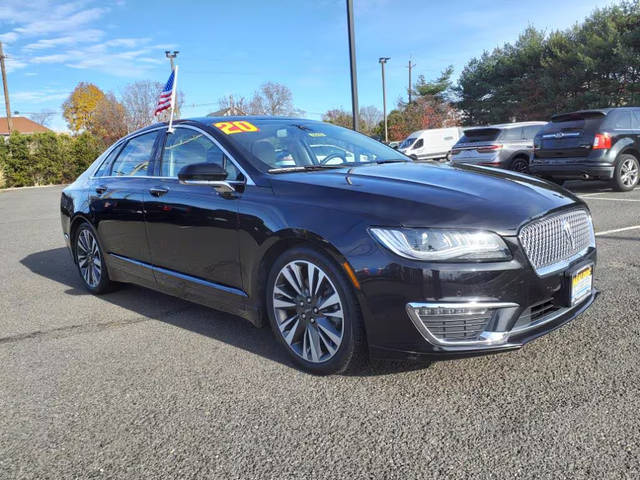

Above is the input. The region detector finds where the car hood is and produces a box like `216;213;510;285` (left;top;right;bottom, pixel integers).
269;162;582;236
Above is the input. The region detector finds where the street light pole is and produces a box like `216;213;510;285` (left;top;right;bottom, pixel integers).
379;57;390;143
0;42;13;134
346;0;359;131
165;50;179;71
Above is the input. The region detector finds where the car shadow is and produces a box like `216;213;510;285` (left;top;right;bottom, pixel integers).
562;180;619;193
20;247;430;377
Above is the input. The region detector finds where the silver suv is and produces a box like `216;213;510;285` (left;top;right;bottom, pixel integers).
450;122;546;173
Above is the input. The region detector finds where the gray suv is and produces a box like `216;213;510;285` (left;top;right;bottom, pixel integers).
450;122;546;173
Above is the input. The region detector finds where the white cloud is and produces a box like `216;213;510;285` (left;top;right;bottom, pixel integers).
2;1;169;79
1;1;108;43
22;29;104;50
0;32;19;43
12;89;70;103
5;58;28;73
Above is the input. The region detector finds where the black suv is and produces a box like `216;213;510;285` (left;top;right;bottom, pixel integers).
530;108;640;191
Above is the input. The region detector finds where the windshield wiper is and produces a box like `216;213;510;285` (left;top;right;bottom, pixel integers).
374;159;410;164
268;165;346;174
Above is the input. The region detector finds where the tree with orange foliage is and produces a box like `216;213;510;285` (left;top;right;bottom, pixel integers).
62;82;106;133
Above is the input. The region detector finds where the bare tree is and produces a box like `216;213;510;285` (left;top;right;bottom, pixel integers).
211;94;249;116
359;105;383;135
28;110;56;127
249;82;302;116
92;93;128;144
121;80;184;132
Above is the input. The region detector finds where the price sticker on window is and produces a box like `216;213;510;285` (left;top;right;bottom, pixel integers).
214;121;259;134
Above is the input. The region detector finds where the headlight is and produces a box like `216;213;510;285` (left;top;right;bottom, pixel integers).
369;228;511;261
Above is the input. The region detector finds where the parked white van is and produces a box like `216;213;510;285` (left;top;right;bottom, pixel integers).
398;127;463;160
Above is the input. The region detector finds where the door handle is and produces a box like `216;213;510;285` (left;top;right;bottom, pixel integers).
95;185;107;194
149;186;169;197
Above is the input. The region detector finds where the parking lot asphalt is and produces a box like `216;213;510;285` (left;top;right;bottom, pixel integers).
1;183;639;479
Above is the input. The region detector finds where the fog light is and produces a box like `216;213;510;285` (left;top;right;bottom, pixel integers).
406;302;518;348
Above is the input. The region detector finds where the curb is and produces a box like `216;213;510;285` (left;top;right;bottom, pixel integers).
0;184;69;192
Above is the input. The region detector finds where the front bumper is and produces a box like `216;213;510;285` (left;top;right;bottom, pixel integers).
350;236;598;360
530;160;614;180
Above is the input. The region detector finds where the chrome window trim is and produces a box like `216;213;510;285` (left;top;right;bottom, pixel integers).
89;126;166;179
90;125;255;185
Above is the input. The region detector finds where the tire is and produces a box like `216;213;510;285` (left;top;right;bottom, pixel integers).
612;154;639;192
266;246;366;375
509;156;529;174
73;222;116;294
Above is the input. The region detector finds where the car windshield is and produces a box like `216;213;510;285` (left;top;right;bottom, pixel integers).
399;137;416;149
213;119;410;172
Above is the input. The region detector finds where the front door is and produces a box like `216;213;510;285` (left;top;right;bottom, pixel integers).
144;126;244;313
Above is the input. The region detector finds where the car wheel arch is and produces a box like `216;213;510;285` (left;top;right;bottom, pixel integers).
252;229;368;331
69;214;95;262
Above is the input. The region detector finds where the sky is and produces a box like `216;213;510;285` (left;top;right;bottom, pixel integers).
0;0;619;132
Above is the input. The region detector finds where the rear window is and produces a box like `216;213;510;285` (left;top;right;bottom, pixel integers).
633;111;640;130
458;128;500;143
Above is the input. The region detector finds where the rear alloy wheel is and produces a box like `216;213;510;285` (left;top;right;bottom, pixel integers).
510;157;529;174
74;223;114;294
266;247;365;375
613;154;639;192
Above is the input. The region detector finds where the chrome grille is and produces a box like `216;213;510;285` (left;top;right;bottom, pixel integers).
519;209;594;275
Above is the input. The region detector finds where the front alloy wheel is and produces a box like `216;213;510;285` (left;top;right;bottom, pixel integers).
266;247;365;375
272;260;344;363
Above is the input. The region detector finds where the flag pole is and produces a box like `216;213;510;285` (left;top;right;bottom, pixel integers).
167;65;178;133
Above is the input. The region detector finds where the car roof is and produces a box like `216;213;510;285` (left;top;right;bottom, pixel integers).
550;107;639;121
127;116;327;137
487;121;547;129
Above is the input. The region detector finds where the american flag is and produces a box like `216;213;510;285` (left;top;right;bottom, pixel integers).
154;69;176;116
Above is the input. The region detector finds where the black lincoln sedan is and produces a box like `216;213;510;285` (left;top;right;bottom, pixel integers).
60;116;598;374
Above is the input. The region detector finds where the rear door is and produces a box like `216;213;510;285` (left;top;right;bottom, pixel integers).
91;129;161;284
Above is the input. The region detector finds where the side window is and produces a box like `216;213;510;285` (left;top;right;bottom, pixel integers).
110;131;158;177
160;128;241;180
610;111;632;130
632;110;640;130
500;127;523;141
94;143;123;177
524;126;542;139
413;138;424;149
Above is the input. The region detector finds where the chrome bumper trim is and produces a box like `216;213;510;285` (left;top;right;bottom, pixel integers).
406;301;518;349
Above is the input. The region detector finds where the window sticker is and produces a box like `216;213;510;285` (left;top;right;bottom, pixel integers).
214;121;260;134
308;132;326;137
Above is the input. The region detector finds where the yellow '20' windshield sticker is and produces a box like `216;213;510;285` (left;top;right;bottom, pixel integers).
214;121;259;134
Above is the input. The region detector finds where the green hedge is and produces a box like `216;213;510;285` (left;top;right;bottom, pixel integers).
0;132;105;188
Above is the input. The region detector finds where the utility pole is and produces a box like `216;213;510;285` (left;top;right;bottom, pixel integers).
346;0;359;131
407;59;415;104
379;57;390;143
0;42;13;134
165;50;179;71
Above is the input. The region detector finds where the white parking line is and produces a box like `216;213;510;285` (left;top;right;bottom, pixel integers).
595;225;640;236
582;197;640;202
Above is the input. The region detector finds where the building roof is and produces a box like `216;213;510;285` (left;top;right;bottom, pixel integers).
0;117;52;135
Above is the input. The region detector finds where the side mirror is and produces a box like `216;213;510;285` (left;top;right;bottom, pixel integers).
178;163;234;193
